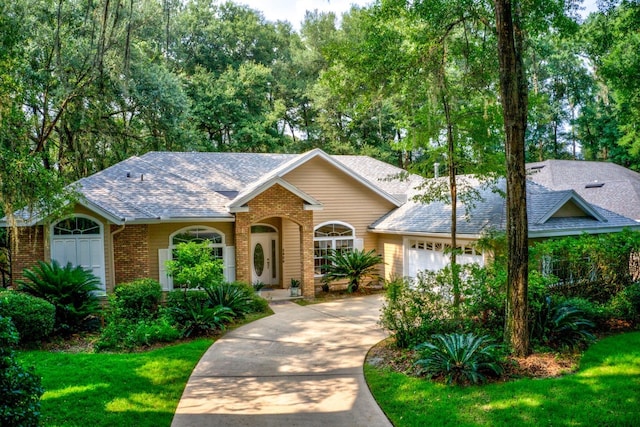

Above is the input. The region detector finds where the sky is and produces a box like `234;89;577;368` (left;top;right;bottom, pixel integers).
233;0;600;30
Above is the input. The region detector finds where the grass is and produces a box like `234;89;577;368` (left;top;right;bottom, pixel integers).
18;338;213;427
365;332;640;426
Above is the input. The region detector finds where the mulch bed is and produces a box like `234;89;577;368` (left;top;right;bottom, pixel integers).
366;337;580;382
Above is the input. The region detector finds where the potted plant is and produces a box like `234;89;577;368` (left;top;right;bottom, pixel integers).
290;278;301;297
253;281;265;296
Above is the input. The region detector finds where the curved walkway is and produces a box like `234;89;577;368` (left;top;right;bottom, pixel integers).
172;294;392;427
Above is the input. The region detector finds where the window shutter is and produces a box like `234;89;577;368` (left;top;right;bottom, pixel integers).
354;238;364;250
224;246;236;282
158;249;172;291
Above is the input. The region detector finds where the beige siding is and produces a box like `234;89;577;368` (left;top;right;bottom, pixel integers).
283;156;396;256
148;222;234;282
377;234;404;281
282;219;301;287
554;200;588;217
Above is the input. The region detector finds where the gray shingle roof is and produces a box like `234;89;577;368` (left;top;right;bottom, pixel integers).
8;150;639;238
370;178;639;237
64;150;412;222
527;159;640;221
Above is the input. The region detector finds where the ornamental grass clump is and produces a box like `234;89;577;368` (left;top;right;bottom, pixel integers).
414;333;504;385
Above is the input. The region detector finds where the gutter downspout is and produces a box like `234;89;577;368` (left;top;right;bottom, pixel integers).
110;221;126;292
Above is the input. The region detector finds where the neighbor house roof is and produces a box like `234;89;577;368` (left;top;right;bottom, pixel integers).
527;159;640;221
370;178;640;238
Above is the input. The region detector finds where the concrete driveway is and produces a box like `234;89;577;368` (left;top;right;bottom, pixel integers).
172;294;392;427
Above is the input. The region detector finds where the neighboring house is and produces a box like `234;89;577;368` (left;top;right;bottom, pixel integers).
4;149;639;297
527;159;640;221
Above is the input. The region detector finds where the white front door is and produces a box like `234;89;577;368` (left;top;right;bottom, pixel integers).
251;233;278;285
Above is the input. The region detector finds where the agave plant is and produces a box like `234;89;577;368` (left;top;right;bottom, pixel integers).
322;249;383;292
415;333;504;385
18;260;102;334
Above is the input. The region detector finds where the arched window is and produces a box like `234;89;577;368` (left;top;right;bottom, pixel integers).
170;226;225;260
313;222;355;275
53;216;101;235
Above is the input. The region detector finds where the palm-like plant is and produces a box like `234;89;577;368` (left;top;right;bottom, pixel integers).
415;333;504;385
322;249;383;292
18;260;102;334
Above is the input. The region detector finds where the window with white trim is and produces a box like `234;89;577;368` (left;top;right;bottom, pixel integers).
169;227;226;289
314;222;355;275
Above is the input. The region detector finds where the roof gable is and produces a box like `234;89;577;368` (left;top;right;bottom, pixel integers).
227;177;322;212
534;190;606;224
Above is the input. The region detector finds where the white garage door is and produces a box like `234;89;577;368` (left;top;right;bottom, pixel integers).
51;216;106;291
406;239;483;278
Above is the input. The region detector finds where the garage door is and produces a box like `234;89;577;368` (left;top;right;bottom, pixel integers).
51;216;106;291
406;239;483;278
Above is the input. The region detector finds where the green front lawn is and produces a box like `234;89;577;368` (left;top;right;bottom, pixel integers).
366;332;640;426
18;338;213;427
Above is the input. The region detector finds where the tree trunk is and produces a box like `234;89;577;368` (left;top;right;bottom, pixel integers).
494;0;530;356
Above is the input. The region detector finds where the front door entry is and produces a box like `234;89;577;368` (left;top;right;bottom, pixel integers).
251;232;278;286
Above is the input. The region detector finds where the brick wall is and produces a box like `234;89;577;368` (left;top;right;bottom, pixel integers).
235;184;315;298
11;226;46;285
112;224;150;285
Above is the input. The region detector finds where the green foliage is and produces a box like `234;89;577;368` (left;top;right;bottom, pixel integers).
529;230;640;302
414;333;504;385
322;249;383;292
95;316;182;352
166;295;234;338
561;297;612;330
380;276;455;349
165;241;224;289
0;316;43;427
0;290;55;343
381;264;506;349
203;282;257;318
113;279;163;322
166;289;230;337
530;298;595;350
18;261;101;334
608;282;640;322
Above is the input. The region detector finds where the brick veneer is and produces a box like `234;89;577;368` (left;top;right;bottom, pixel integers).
235;184;315;298
112;224;150;285
11;226;45;284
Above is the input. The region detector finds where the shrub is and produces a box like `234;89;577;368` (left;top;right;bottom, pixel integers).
0;316;44;426
0;291;55;343
165;241;224;289
608;282;640;323
166;290;233;337
18;260;102;334
414;333;504;385
322;249;383;292
380;276;454;348
113;279;162;321
458;264;506;338
95;316;181;351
